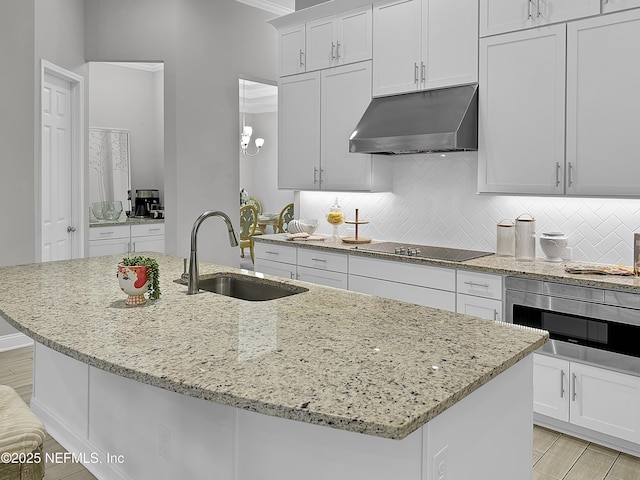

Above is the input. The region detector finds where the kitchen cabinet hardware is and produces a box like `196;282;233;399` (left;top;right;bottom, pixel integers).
464;281;490;288
572;372;577;401
265;251;279;255
414;63;419;84
100;231;115;235
331;42;336;60
313;167;318;184
67;226;76;233
560;369;565;398
528;0;533;19
311;258;327;263
336;41;341;59
493;309;499;321
568;162;574;186
537;0;541;17
421;62;426;84
299;49;304;67
555;162;561;186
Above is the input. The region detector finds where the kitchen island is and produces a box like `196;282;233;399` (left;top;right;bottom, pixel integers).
0;254;547;480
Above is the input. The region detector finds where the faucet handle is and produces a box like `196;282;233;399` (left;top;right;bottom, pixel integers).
181;258;190;280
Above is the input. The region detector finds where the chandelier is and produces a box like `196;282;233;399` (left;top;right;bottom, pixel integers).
240;80;264;157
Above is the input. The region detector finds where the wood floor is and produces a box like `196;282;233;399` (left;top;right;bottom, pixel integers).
2;345;640;480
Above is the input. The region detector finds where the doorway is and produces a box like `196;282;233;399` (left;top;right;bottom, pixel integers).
40;60;84;262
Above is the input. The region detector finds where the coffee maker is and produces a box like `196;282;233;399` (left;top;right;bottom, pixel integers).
134;189;160;217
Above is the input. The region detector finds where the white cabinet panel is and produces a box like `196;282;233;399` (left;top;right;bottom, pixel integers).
478;25;566;194
456;271;503;300
602;0;640;12
278;72;321;190
533;354;570;421
254;258;296;280
254;242;297;264
89;238;130;257
566;9;640;196
89;224;130;241
349;274;456;311
278;24;306;76
131;223;165;237
456;294;502;321
297;265;348;289
297;248;348;273
570;362;640;444
306;16;336;71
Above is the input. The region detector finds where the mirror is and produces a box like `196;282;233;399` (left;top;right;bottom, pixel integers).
88;127;131;217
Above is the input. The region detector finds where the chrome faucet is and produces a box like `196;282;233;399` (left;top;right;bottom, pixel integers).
187;211;239;294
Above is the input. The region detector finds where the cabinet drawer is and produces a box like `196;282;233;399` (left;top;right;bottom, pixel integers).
254;243;297;264
89;225;130;241
456;293;503;321
254;258;296;280
457;271;503;300
131;223;165;237
297;266;348;290
297;248;348;273
348;255;456;291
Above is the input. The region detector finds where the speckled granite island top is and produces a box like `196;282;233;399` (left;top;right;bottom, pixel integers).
0;254;547;440
255;234;640;293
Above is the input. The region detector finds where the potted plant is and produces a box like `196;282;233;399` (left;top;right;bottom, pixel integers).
117;256;161;306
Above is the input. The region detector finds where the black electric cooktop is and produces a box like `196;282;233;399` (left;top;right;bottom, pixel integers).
353;242;493;263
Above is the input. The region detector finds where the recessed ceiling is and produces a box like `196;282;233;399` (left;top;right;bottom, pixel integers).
235;0;295;15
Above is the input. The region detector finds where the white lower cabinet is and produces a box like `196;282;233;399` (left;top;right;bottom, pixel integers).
348;255;456;311
456;270;503;321
534;353;640;444
89;223;165;257
254;243;297;280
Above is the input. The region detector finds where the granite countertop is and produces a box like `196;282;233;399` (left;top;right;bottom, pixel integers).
89;217;165;228
0;254;546;440
254;234;640;293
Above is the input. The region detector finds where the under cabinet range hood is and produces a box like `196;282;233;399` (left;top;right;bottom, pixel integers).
349;84;478;155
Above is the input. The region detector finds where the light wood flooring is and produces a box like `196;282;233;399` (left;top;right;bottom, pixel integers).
3;345;640;480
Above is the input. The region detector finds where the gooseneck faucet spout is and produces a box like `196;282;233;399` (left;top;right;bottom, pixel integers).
187;211;239;295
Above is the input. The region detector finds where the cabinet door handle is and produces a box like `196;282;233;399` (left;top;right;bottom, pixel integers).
572;372;577;401
414;63;419;84
568;162;574;187
299;49;305;67
291;272;295;279
537;0;541;17
320;168;324;184
555;162;561;187
528;0;533;19
336;41;341;59
331;42;336;60
265;250;279;255
313;167;318;184
560;369;565;398
464;281;490;288
421;62;426;84
493;309;499;321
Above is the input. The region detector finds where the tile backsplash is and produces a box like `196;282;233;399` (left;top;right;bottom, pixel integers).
300;152;640;265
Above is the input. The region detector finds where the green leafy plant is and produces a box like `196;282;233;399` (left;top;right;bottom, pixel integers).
120;256;161;299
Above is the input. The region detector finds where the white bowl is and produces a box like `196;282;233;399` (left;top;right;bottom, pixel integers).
540;233;568;262
298;219;318;235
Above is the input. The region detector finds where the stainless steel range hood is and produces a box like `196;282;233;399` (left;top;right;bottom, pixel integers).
349;84;478;155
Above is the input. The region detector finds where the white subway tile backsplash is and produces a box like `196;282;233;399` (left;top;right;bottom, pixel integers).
300;152;640;265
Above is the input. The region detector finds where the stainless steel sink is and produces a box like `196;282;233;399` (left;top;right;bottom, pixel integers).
177;273;308;301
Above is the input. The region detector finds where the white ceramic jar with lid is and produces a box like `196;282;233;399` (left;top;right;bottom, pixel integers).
496;220;515;256
515;214;536;261
540;232;568;262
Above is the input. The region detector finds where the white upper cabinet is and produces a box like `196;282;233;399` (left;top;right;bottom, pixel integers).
278;72;321;190
565;8;640;196
278;23;306;77
479;0;601;37
602;0;640;12
372;0;478;97
478;26;567;194
278;61;392;192
305;6;372;72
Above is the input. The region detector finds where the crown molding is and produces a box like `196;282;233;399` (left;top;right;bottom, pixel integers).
236;0;294;15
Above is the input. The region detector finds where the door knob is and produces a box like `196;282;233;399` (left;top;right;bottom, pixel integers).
67;226;77;233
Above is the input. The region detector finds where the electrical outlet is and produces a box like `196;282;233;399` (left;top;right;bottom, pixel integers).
158;425;170;460
433;445;448;480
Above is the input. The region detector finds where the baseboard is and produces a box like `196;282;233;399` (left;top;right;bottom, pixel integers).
0;333;33;352
30;397;134;480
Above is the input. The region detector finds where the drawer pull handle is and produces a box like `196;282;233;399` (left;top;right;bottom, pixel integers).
100;231;115;235
147;228;162;232
311;258;327;262
464;281;490;288
560;370;565;398
493;309;499;321
266;251;279;255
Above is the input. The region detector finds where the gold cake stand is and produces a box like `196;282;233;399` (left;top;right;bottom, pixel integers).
341;209;371;244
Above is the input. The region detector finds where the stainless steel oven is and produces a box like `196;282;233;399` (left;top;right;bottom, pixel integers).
505;276;640;376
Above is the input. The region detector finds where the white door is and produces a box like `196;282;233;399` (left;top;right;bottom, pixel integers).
566;9;640;195
42;73;74;262
533;354;570;421
372;0;422;96
478;25;566;194
320;61;373;191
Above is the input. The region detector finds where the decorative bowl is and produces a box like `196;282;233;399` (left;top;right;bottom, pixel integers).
92;201;123;221
298;219;318;235
117;264;150;305
540;232;568;262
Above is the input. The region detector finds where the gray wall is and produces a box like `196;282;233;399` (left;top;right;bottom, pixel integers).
85;0;278;266
89;62;165;205
295;0;329;10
